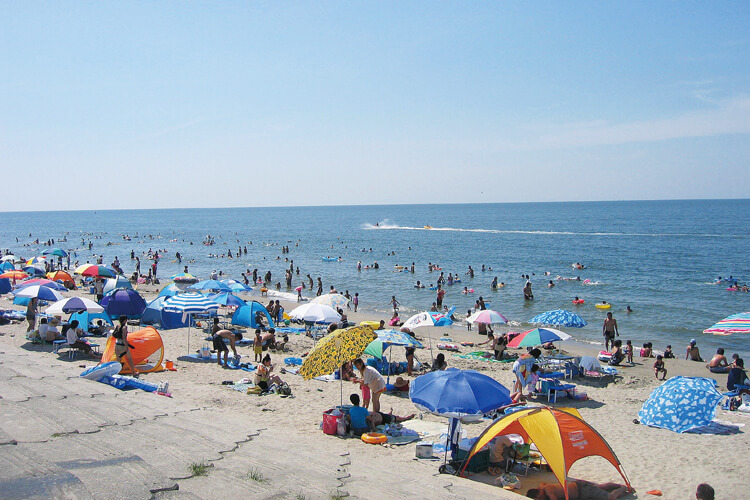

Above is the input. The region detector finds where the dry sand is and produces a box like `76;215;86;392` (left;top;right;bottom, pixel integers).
1;286;747;499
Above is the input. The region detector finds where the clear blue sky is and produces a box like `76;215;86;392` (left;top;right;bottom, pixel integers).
2;2;748;210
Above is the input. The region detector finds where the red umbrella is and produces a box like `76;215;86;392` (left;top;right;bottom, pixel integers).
0;270;29;283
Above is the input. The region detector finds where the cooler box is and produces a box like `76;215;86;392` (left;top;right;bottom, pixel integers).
322;410;341;435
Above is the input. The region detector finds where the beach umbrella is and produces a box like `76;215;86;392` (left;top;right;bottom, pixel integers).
26;257;47;265
207;292;246;308
171;272;198;283
158;283;186;297
460;407;632;494
300;325;378;380
13;284;64;302
402;311;445;361
46;296;105;314
529;309;587;328
221;279;253;293
410;368;512;461
70;309;113;328
46;270;76;286
15;278;67;291
42;247;68;258
311;293;350;310
0;255;16;262
103;275;133;294
162;292;220;354
188;279;232;292
364;329;424;358
507;327;571;348
0;261;14;272
703;312;750;335
467;309;509;325
74;264;116;278
101;288;148;318
231;301;274;329
0;278;11;294
289;303;341;323
638;376;723;433
0;270;29;283
22;266;46;277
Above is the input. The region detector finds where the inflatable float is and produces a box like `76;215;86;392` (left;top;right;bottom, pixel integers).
595;303;611;309
80;361;122;381
573;299;585;304
361;432;388;444
461;289;475;294
322;257;338;262
437;343;460;352
598;351;612;362
359;321;381;330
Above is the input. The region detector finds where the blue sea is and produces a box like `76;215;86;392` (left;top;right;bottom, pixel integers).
3;200;749;359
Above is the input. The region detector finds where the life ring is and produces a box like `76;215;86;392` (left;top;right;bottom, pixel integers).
461;289;474;294
361;432;388;444
573;299;585;304
595;303;611;309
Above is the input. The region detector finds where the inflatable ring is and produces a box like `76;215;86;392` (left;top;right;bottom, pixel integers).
595;303;611;309
572;300;585;304
361;432;388;444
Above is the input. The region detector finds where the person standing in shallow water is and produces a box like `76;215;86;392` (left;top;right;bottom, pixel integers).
523;280;533;300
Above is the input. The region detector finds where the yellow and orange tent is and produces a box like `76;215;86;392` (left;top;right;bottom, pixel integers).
100;326;165;374
460;407;630;499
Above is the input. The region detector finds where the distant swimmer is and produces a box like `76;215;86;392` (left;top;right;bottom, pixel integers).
523;281;533;300
548;280;555;288
626;305;633;313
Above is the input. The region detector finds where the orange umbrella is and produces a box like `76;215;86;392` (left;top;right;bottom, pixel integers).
0;270;29;283
47;270;76;287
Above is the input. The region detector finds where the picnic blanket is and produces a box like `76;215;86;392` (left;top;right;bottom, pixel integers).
453;351;516;363
685;419;743;435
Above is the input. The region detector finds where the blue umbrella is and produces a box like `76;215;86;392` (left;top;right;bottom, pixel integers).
221;279;253;293
0;261;14;272
410;368;512;418
158;283;185;297
188;279;232;292
103;275;133;294
638;377;723;433
22;266;46;278
101;288;147;318
207;292;246;308
231;301;275;329
163;292;220;353
529;309;588;328
0;278;11;294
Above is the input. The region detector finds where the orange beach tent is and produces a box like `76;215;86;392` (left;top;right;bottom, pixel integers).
100;326;165;374
460;407;630;499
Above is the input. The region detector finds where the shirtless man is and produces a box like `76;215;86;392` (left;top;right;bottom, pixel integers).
708;348;730;373
212;329;243;368
526;479;631;500
602;312;618;351
686;339;703;362
366;409;416;429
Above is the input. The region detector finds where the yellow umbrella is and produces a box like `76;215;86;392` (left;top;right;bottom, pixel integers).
300;325;377;380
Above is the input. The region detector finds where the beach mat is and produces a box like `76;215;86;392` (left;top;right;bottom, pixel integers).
453;351;516;363
685;420;743;435
179;353;238;362
400;420;448;437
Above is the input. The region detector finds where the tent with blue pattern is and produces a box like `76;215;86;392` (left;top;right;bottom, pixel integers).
638;377;722;433
529;309;587;328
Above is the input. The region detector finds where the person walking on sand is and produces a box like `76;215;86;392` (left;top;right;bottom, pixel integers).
113;315;139;376
602;312;618;351
25;297;38;332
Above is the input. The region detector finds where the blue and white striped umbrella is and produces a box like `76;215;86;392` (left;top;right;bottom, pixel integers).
13;284;63;302
220;279;253;293
638;377;722;433
529;309;587;328
163;292;220;314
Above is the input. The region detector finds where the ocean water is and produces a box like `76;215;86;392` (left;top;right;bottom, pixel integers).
3;200;749;359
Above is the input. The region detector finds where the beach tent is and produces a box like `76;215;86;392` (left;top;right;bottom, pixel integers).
70;310;113;329
231;301;275;329
460;407;631;498
103;275;132;294
100;326;165;374
140;296;189;329
638;377;723;433
0;278;11;294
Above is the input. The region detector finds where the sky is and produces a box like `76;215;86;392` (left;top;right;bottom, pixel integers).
1;1;749;211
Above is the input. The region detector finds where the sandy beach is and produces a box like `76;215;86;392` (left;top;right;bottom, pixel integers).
0;282;747;500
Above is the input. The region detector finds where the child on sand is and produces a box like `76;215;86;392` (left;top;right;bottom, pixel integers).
624;340;633;364
466;310;472;331
654;355;667;380
253;329;263;362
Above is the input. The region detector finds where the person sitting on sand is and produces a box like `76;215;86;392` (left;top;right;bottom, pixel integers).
609;339;624;365
352;358;386;413
347;393;369;436
431;353;448;371
388;312;402;327
654;355;667;380
478;333;508;360
727;358;748;392
696;483;715;500
708;348;730;373
686;339;703;361
40;317;63;342
366;409;416;429
663;345;674;358
393;376;410;392
212;329;242;368
640;342;653;358
254;354;284;391
487;435;515;475
526;480;632;500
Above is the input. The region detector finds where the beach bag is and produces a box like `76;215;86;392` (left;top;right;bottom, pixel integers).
497;472;521;489
278;382;292;396
113;325;123;339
